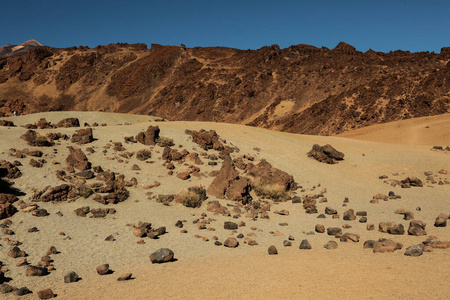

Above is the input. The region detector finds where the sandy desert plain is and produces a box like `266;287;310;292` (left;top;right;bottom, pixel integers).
0;111;449;299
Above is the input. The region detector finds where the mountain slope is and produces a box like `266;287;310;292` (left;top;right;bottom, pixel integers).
0;42;449;135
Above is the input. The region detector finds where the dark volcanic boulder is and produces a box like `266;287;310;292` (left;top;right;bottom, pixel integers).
0;120;15;126
32;184;77;202
0;161;22;179
136;126;160;145
66;147;91;171
0;202;17;219
150;248;174;263
307;144;344;164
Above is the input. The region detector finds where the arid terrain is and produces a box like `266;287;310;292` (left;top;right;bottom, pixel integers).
0;111;449;299
1;42;450;135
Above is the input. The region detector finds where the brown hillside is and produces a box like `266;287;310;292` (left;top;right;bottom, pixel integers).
0;42;449;135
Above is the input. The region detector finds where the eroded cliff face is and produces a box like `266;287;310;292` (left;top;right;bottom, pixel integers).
0;42;449;135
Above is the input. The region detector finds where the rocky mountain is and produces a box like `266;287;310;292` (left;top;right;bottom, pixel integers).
0;40;44;58
0;41;449;135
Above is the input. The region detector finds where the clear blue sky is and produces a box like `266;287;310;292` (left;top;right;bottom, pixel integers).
2;0;449;53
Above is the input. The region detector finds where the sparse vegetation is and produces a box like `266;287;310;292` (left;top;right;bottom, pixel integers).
249;177;289;202
177;186;207;208
156;194;174;205
136;149;151;161
114;181;129;202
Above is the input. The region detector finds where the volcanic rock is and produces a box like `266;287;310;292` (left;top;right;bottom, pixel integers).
307;144;344;164
268;245;278;255
408;220;427;236
64;271;80;283
66;147;91;171
150;248;174;263
71;128;94;144
223;237;239;248
299;239;312;249
404;244;425;256
136;126;160;145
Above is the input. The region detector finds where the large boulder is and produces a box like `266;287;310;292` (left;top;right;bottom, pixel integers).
32;184;77;203
373;239;403;253
246;160;296;201
307;144;344;164
136;126;160;145
207;159;251;203
71;128;94;144
0;161;22;179
20;130;54;147
66;147;91;171
189;129;224;151
0;202;17;219
408;220;427;236
57;118;80;128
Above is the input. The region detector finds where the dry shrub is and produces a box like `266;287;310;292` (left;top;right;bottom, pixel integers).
114;181;129;202
178;186;207;208
156;194;174;205
136;149;151;161
250;177;288;202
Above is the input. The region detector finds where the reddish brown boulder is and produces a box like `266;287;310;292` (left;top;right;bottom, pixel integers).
408;220;427;236
20;130;54;147
206;200;230;215
189;129;224;151
117;273;133;281
29;158;44;168
36;118;53;129
0;202;17;220
307;144;344;164
0;193;18;204
66;147;91;171
223;237;239;248
0;120;15;126
57;118;80;128
373;240;403;253
96;264;110;275
71;128;94;144
400;177;423;188
207;159;251;203
8;246;26;258
0;161;22;179
434;213;448;227
37;289;55;299
26;265;48;276
268;245;278;255
32;184;77;202
247;159;297;192
136;126;160;145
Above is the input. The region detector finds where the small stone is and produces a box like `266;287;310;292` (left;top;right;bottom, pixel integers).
283;240;292;247
268;245;278;255
105;235;115;241
363;240;377;249
315;224;325;233
223;237;239;248
367;224;375;231
14;287;31;296
224;221;238;230
64;271;80;283
214;241;222;246
299;239;312;250
327;227;342;236
96;264;110;275
117;273;133;281
324;241;338;249
26;265;48;276
404;244;425;257
0;283;14;294
28;227;39;233
37;288;55;299
46;246;57;256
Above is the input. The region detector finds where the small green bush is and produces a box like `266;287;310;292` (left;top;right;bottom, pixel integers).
178;186;207;208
